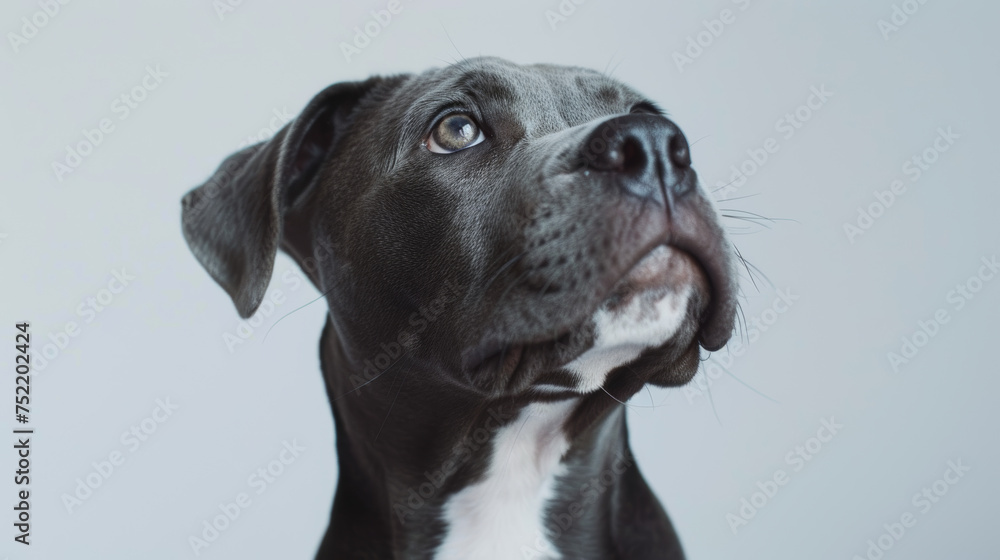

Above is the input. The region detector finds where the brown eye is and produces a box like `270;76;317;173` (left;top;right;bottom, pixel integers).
426;114;485;153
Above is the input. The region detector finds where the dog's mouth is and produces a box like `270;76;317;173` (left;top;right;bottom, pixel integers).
463;229;737;394
600;244;707;318
563;236;730;357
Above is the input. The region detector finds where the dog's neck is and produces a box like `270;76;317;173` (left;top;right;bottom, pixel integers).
314;319;678;559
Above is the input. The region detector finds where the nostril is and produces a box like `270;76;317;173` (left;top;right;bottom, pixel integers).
586;135;625;171
621;136;646;176
668;134;691;169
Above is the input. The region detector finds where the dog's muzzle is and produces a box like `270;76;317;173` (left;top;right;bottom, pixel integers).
578;113;738;352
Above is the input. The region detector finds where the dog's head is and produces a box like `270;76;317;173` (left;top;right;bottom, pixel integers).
183;57;737;398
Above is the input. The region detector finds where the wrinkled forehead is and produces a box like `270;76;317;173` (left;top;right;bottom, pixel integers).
390;57;652;139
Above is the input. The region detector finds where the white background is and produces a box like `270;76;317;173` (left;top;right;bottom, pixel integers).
1;0;998;558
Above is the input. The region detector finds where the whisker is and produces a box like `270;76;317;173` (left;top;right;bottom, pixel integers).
482;250;528;293
733;245;759;294
606;57;625;78
494;268;533;309
718;208;775;221
440;23;466;63
602;51;620;76
690;134;711;147
712;178;741;193
704;363;723;426
261;284;336;344
605;365;661;411
743;259;775;290
720;209;798;224
713;193;760;203
636;372;656;409
600;386;633;409
734;300;748;346
712;359;780;404
722;215;774;229
495;412;532;490
331;351;409;402
536;273;558;298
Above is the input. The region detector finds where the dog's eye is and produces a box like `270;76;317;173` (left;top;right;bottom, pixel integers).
426;114;485;154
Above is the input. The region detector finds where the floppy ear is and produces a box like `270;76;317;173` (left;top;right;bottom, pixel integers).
181;78;383;318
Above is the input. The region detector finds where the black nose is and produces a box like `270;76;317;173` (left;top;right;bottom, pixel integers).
579;114;693;203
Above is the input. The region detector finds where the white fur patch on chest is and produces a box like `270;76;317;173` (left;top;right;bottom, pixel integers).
564;285;692;393
434;400;577;560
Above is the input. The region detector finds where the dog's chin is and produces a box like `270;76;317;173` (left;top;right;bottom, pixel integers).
555;244;709;390
494;245;708;396
463;245;714;397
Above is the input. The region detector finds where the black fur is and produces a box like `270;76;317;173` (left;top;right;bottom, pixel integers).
182;57;737;559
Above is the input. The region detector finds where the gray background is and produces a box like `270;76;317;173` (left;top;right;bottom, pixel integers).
2;0;998;558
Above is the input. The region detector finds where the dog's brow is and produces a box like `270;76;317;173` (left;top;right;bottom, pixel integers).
453;71;518;105
400;72;521;142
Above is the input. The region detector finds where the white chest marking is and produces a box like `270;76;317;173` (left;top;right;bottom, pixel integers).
565;285;692;393
434;400;577;560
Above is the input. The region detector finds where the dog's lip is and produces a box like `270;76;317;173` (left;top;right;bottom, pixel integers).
462;240;730;377
665;210;738;352
462;212;737;376
605;244;706;304
599;242;718;346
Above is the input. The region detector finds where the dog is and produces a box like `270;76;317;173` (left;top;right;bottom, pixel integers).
182;57;737;559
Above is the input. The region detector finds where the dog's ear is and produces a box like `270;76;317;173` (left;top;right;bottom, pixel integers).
181;78;384;318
